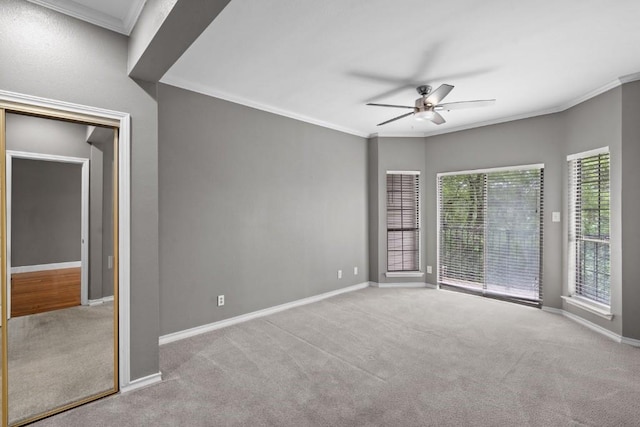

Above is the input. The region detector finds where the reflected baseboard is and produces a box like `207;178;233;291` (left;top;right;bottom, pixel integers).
120;372;162;393
88;295;114;306
11;261;81;274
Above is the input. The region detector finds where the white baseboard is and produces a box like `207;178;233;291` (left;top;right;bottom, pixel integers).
543;304;640;347
370;281;437;289
88;295;114;306
561;309;622;343
541;306;563;315
159;282;370;345
11;261;81;274
120;372;162;393
621;336;640;348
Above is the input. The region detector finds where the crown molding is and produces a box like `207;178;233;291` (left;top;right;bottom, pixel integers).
27;0;146;35
159;75;370;138
122;0;147;35
162;71;640;140
421;72;640;139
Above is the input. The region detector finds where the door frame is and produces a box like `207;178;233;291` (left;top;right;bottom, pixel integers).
0;89;133;393
6;151;90;313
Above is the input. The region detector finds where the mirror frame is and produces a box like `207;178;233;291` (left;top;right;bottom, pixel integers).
0;96;128;427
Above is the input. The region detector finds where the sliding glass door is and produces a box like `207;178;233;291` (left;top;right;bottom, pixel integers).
438;166;543;303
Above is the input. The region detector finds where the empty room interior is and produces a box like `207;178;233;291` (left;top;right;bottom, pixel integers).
1;0;639;426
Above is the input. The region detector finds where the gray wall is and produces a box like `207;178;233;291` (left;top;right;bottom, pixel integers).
424;114;565;308
157;83;368;335
89;144;104;299
561;87;623;334
11;159;81;267
1;0;160;379
6;113;90;158
367;137;379;280
369;137;427;284
621;80;640;340
88;139;115;300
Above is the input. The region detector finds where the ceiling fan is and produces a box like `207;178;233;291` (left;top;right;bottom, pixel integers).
367;84;495;126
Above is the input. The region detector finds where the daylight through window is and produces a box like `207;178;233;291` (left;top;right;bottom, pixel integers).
568;149;610;305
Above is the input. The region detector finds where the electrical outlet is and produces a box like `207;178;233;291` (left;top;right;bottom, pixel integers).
427;266;432;274
337;270;342;279
552;211;561;222
354;266;358;275
107;256;113;270
217;295;225;307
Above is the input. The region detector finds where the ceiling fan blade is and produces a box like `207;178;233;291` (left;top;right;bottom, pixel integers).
377;112;414;126
430;111;446;125
435;99;496;111
366;103;415;109
426;84;454;105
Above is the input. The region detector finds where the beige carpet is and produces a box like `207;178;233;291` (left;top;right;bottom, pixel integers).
8;302;115;424
33;288;640;426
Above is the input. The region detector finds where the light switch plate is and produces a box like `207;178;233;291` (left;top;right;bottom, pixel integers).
552;212;561;222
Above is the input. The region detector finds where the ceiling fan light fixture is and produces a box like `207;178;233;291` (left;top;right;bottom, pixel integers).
414;110;435;121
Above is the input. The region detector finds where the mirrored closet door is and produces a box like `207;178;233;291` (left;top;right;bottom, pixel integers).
0;107;119;427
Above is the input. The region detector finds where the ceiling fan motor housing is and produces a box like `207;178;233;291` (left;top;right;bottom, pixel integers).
415;97;432;111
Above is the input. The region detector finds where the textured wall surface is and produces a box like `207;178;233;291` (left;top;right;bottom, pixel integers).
158;83;368;335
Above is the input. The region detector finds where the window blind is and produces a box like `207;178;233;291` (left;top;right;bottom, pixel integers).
569;151;610;305
485;169;543;300
387;173;420;272
438;167;543;302
438;173;485;285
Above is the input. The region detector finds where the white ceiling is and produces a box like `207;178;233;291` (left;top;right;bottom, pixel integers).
162;0;640;137
28;0;146;35
33;0;640;137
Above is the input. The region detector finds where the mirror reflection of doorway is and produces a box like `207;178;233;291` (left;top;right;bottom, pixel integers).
2;112;118;426
8;155;86;318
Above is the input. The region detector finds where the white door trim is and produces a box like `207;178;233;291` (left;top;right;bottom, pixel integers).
6;151;90;310
0;89;133;390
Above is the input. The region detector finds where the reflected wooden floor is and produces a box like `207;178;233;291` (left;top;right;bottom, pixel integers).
11;268;81;317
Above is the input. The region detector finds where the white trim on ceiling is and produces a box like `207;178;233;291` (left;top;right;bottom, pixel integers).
415;72;640;139
159;75;370;139
122;0;147;35
27;0;146;35
163;72;640;141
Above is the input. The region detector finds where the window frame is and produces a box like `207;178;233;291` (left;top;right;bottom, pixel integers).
385;170;422;276
567;147;611;310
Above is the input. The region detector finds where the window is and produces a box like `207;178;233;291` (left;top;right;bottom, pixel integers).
387;172;420;272
568;148;610;305
438;166;543;302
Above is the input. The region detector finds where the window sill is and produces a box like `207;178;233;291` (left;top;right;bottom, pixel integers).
385;271;424;278
561;296;613;320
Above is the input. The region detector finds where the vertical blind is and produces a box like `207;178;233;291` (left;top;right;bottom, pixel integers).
387;173;420;271
568;151;610;305
438;167;543;302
